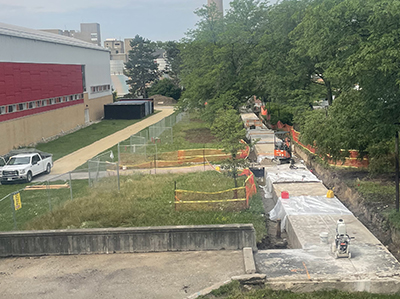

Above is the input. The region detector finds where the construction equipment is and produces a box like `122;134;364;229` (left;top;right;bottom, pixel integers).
331;219;352;259
273;131;292;164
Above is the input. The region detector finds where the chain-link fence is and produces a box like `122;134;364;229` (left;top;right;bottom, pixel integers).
0;169;89;231
88;150;120;191
118;112;188;171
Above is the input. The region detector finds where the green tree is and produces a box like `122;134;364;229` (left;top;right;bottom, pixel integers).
211;108;247;187
124;35;159;98
147;78;182;100
163;41;182;85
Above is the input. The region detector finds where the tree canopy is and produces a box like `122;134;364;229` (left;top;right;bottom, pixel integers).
124;35;159;98
174;0;400;172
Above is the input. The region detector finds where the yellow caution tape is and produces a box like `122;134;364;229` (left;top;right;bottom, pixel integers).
175;187;245;195
175;198;246;204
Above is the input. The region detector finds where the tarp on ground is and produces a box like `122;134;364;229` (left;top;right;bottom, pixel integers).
269;195;353;230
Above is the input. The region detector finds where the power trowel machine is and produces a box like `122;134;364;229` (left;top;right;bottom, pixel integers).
331;219;352;259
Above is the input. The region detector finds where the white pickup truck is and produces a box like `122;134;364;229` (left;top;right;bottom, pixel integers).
0;151;53;184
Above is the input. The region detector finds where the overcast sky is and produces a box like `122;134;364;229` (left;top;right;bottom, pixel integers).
0;0;245;42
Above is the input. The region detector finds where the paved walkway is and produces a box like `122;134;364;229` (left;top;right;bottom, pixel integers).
51;108;174;174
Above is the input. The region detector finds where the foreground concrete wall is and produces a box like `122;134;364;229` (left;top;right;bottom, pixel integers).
0;224;256;257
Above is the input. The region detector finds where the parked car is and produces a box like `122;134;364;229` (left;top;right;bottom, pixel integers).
0;156;5;173
0;151;53;184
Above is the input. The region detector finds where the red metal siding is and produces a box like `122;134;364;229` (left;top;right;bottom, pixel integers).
0;62;84;122
0;100;84;122
0;62;83;104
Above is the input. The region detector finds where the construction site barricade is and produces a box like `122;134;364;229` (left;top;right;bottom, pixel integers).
174;169;257;212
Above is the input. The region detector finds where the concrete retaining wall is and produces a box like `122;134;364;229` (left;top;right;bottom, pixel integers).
0;224;256;257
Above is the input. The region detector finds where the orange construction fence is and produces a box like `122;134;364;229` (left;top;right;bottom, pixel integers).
120;142;250;169
174;168;257;211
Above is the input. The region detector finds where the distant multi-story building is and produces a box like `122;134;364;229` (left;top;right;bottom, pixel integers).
207;0;223;15
41;23;101;46
104;39;126;62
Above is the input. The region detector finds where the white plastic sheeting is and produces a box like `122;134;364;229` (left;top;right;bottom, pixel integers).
265;169;320;193
269;195;353;230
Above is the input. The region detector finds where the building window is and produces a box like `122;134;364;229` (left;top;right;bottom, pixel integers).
42;100;47;106
8;105;16;113
70;95;74;101
18;103;25;111
0;106;5;115
28;102;36;109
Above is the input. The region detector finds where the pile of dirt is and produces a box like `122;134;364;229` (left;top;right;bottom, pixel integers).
150;94;177;106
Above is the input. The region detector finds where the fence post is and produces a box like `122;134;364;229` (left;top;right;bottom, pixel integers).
174;181;177;211
117;162;120;192
88;161;91;187
47;180;52;211
69;172;73;201
118;142;121;164
10;193;17;230
203;145;205;171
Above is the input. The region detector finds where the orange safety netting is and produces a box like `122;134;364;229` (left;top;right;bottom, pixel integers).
120;141;251;169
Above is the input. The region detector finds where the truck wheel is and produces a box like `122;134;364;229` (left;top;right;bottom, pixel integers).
26;171;32;183
45;164;51;174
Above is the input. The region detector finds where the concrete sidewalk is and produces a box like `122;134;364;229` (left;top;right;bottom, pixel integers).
0;251;244;299
51;108;174;174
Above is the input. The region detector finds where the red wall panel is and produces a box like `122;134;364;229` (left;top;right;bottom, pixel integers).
0;99;84;122
0;62;83;106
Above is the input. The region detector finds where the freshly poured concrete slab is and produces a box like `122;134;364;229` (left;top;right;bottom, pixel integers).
264;164;320;184
258;162;400;293
273;182;329;198
254;144;275;163
247;129;274;144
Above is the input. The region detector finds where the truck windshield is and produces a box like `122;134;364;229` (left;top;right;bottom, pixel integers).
7;157;30;165
0;158;4;167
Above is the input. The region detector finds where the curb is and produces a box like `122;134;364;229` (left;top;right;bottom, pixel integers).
186;247;259;298
186;279;232;299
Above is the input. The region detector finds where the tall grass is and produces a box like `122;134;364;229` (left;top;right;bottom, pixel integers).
25;171;266;242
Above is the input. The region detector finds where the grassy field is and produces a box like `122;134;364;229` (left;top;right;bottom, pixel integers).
199;281;400;298
35;117;153;161
0;179;89;231
102;112;220;162
24;171;267;242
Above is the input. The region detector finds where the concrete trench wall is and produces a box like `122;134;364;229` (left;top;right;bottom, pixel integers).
293;144;400;257
0;224;257;257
